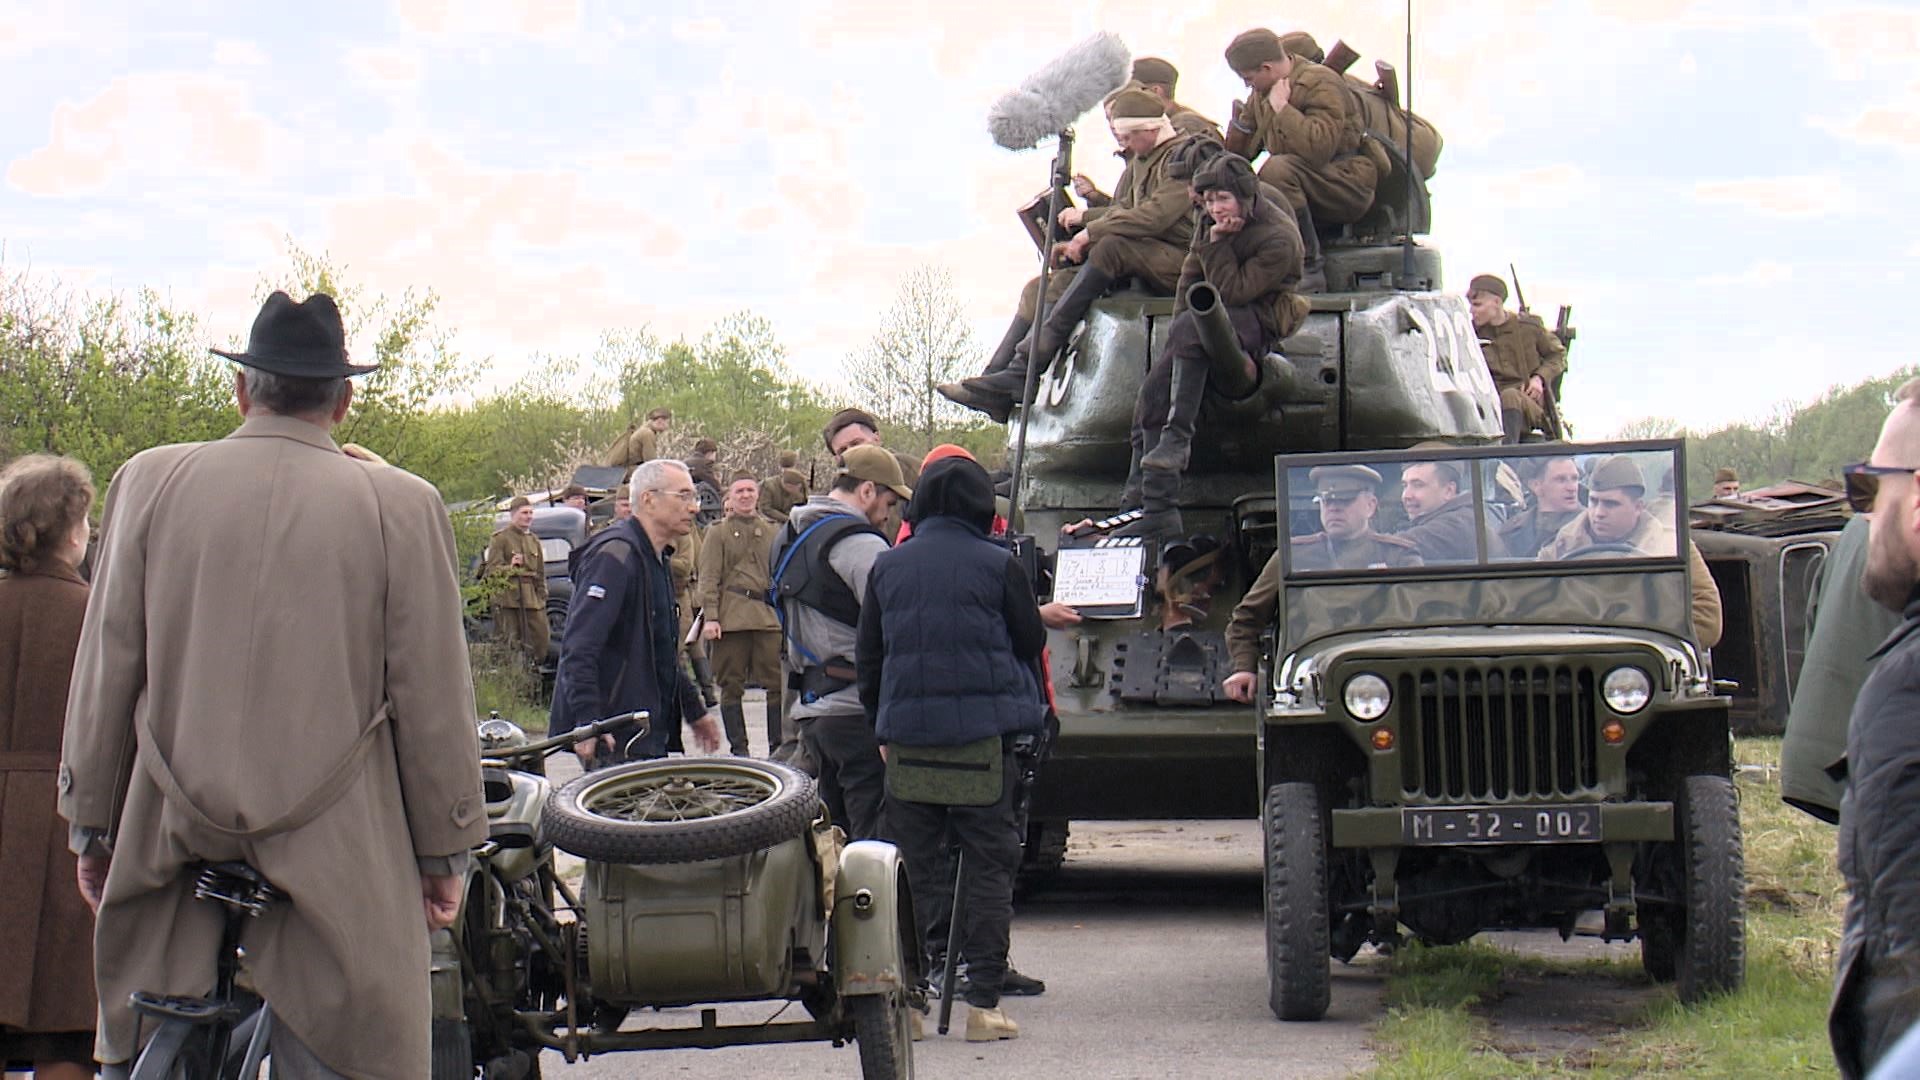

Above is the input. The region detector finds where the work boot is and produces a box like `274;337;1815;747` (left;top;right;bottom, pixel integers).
965;1005;1020;1042
1140;358;1206;474
720;701;749;756
910;1009;926;1041
1295;205;1327;294
977;314;1034;378
937;379;1017;424
1501;408;1526;445
964;266;1116;402
1114;466;1183;541
1119;430;1154;511
999;967;1047;996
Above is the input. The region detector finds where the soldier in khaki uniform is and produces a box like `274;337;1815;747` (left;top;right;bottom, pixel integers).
1467;274;1567;443
699;473;783;755
1222;464;1420;702
942;90;1196;423
481;495;549;666
1713;467;1742;500
599;406;672;472
1499;455;1582;558
1128;57;1220;139
821;408;923;542
1224;28;1386;286
759;452;808;524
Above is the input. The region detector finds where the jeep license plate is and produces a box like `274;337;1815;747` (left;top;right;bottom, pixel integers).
1402;805;1601;846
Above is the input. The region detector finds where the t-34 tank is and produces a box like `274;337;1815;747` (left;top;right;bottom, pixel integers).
1013;225;1504;878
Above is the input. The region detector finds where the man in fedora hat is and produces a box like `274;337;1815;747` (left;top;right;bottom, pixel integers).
60;291;485;1079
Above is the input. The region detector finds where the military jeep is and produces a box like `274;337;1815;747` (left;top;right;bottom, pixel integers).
1257;439;1744;1021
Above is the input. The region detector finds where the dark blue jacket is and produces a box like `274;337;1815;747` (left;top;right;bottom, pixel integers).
548;518;702;758
856;515;1047;747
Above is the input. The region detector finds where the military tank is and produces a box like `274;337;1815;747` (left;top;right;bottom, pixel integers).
1010;184;1507;875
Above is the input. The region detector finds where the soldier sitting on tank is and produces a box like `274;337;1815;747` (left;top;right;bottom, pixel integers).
1221;464;1420;703
1468;274;1567;443
940;90;1196;424
1223;28;1388;292
1497;455;1582;559
1115;153;1304;540
1395;460;1505;563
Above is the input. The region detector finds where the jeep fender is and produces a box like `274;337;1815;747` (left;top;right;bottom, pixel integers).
830;840;915;997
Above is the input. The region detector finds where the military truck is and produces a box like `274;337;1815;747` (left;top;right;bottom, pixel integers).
1256;441;1741;1020
1011;168;1507;872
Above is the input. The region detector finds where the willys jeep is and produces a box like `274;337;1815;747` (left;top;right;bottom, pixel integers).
1257;440;1744;1021
429;713;919;1078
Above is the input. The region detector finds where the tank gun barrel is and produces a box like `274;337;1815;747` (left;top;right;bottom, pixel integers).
1187;282;1265;401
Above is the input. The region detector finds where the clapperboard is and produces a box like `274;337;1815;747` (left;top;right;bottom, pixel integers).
1051;533;1148;619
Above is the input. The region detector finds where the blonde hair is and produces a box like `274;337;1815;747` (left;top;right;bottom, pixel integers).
0;454;95;574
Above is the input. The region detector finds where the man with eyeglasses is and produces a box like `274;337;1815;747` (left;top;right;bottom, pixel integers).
550;459;721;768
1831;380;1920;1078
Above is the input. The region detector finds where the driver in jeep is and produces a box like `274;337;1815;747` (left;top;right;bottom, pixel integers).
1537;455;1675;560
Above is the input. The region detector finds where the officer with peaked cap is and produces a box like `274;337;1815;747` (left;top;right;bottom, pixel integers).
1293;464;1425;571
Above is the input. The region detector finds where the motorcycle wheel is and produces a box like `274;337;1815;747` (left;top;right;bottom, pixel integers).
850;992;914;1080
546;757;818;864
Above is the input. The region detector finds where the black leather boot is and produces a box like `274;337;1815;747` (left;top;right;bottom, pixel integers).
1295;205;1327;294
967;265;1115;401
1501;408;1526;444
1120;428;1158;510
1114;466;1183;541
978;315;1033;377
1140;356;1206;473
720;701;749;756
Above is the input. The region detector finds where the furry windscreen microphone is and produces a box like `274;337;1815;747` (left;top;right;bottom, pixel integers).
987;32;1132;151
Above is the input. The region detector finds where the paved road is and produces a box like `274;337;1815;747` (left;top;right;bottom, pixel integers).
537;815;1383;1080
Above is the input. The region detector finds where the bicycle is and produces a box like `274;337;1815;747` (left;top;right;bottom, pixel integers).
124;862;284;1079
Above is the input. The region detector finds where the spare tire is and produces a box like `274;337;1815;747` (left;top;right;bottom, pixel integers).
547;757;818;864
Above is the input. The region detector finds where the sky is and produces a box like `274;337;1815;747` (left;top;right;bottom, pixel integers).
1;0;1914;437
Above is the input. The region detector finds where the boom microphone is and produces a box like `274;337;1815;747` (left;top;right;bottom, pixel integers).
987;32;1132;151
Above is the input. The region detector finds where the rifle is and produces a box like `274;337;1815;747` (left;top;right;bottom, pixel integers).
1508;263;1571;441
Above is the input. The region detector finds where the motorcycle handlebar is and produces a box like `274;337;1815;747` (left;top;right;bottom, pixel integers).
481;711;650;764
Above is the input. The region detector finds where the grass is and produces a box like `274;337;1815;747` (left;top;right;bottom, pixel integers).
470;639;549;731
1366;737;1842;1079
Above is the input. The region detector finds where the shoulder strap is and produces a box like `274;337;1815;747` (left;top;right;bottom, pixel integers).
769;511;881;668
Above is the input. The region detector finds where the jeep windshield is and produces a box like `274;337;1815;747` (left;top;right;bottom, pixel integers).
1273;441;1697;646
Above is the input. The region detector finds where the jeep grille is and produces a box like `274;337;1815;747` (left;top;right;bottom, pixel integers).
1397;666;1600;802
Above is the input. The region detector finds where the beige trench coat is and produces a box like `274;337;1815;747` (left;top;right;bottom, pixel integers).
59;414;485;1079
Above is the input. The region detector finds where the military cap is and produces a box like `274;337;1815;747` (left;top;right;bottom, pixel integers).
1468;274;1509;302
614;485;630;500
1307;463;1383;497
777;450;798;469
691;437;719;454
728;470;758;486
1279;31;1324;64
1713;467;1739;484
558;483;589;501
507;495;532;511
837;444;913;499
1225;28;1288;72
1132;57;1179;90
1107;88;1168;120
822;407;881;451
646;406;672;420
1590;455;1647;495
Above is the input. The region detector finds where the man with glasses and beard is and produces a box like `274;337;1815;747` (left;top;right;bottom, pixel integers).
1831;378;1920;1078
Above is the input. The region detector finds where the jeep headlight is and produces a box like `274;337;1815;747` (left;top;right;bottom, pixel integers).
1342;673;1392;721
1602;667;1652;715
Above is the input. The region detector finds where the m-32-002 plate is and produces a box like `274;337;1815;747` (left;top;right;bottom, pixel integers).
1401;804;1601;845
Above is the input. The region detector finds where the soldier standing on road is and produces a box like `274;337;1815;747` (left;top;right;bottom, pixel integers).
599;406;671;473
1468;274;1567;444
59;291;485;1078
482;495;550;668
1830;378;1920;1078
1499;456;1583;558
774;446;911;840
1396;461;1496;563
699;473;783;756
940;90;1196;423
1224;28;1386;289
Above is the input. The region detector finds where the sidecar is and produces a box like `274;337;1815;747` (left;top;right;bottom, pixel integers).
434;727;918;1080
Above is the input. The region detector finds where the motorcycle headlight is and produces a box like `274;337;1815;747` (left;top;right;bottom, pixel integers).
1342;673;1392;722
1602;667;1652;715
477;716;529;749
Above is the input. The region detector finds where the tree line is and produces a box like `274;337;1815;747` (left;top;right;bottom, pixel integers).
0;250;999;505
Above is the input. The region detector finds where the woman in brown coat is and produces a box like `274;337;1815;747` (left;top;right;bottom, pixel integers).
0;454;97;1078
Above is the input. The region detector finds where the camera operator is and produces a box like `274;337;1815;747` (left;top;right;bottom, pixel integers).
856;454;1047;1042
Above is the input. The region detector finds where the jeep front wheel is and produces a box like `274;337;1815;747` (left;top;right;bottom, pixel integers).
1637;775;1745;1001
1263;782;1331;1021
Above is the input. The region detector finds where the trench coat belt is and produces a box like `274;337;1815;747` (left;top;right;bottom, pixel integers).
0;750;61;769
134;702;395;842
726;585;771;604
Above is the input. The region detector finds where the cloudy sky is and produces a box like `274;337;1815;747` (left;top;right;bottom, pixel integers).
2;0;1913;437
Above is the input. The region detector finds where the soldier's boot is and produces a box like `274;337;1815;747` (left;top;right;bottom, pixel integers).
1140;357;1206;474
957;266;1116;404
978;315;1033;377
1119;429;1160;510
720;701;750;756
965;1005;1020;1042
1295;205;1328;294
1501;409;1526;445
1114;466;1183;541
940;316;1036;419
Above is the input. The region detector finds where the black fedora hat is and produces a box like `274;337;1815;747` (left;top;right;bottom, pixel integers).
210;291;378;378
